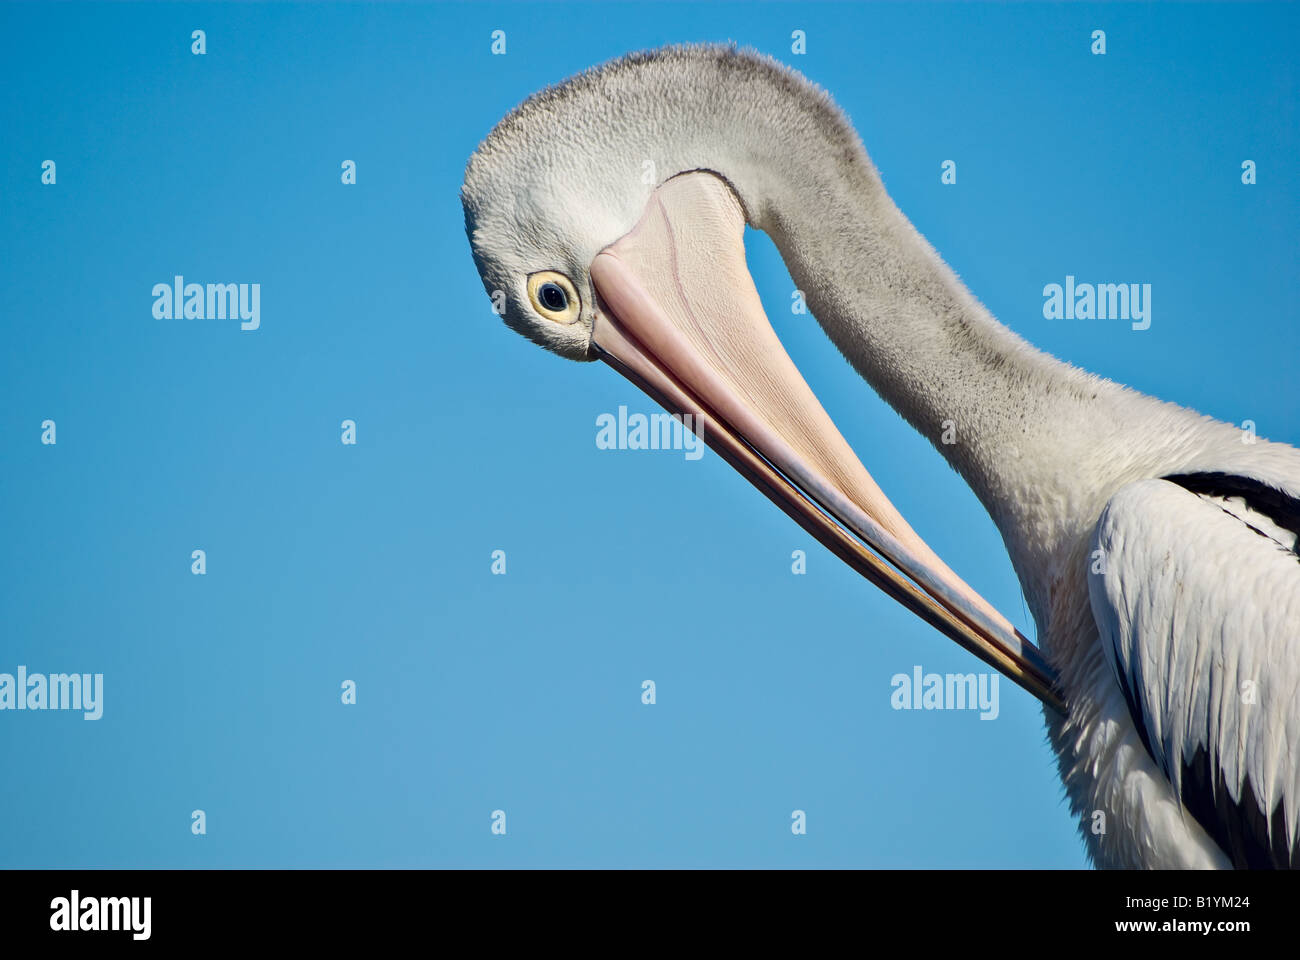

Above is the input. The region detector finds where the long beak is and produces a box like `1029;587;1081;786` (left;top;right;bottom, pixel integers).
588;172;1063;714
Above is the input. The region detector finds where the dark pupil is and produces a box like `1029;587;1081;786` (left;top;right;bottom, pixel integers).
539;282;567;312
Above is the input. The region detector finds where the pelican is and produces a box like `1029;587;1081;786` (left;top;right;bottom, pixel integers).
460;45;1300;869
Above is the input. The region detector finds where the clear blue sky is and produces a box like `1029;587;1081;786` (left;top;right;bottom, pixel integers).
2;2;1296;868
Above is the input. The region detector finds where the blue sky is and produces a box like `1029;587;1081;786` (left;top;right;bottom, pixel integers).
1;2;1296;868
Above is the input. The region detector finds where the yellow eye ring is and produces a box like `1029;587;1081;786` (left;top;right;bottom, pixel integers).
527;271;581;324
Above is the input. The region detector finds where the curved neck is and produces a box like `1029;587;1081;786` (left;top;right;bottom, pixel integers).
743;149;1158;617
758;177;1060;493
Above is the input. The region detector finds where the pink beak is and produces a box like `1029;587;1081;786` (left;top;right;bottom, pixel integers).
587;172;1062;712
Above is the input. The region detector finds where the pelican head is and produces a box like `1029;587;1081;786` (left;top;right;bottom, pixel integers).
461;44;1061;709
461;45;821;361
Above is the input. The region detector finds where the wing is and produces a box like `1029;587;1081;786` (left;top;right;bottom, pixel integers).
1089;474;1300;868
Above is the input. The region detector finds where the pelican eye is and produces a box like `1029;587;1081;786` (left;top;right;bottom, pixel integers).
539;283;567;312
526;271;581;324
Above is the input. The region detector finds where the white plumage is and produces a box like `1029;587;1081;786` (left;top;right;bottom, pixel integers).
1090;476;1300;867
462;44;1300;868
